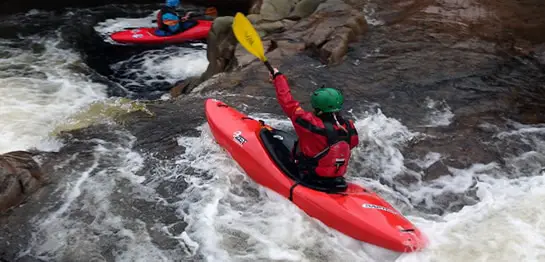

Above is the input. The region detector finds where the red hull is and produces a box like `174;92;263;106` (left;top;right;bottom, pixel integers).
204;99;428;253
110;20;212;44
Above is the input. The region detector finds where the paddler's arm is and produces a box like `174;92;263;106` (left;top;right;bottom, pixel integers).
348;119;359;149
181;9;194;21
270;69;306;121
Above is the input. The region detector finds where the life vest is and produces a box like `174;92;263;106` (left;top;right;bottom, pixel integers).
156;6;179;32
293;116;357;178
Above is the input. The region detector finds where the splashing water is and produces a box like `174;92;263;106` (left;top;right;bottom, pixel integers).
93;12;158;45
109;45;208;92
0;36;107;153
169;110;418;262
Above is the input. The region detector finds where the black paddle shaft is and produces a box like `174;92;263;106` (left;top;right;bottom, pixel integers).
151;11;205;23
264;61;275;75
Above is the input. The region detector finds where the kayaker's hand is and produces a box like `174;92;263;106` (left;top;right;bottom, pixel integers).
269;68;280;82
181;12;193;21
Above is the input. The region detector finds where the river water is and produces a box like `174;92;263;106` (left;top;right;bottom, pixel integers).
1;1;545;262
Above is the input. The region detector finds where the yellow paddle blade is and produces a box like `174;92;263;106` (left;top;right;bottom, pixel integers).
232;12;267;62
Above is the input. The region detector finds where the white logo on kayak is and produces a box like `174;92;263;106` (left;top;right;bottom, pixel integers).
233;131;247;145
362;204;398;214
132;34;143;38
273;135;283;140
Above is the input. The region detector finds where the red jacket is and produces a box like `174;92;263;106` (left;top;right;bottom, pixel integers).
273;74;359;178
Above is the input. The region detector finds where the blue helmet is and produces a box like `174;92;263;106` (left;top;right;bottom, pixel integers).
166;0;179;7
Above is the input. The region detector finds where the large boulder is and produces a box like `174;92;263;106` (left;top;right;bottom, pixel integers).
284;0;368;65
249;0;264;14
171;16;239;96
260;0;300;21
172;0;368;96
203;16;238;80
289;0;326;20
0;151;45;213
242;0;368;66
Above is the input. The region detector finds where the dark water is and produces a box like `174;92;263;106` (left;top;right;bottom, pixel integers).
1;0;545;261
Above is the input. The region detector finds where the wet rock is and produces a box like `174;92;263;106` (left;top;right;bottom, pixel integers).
200;16;238;83
289;0;325;20
534;44;545;65
234;38;306;68
276;0;368;65
176;16;240;93
170;76;200;97
406;127;505;171
246;14;262;23
424;160;452;181
417;189;480;216
395;169;421;186
249;0;263;14
256;19;297;34
264;40;307;65
121;97;206;159
0;151;44;213
178;0;368;96
260;0;300;21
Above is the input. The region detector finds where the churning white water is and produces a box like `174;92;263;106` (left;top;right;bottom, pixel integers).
172;112;413;262
0;26;208;261
109;45;208;92
93;13;209;99
168;103;545;262
93;11;159;45
0;36;107;153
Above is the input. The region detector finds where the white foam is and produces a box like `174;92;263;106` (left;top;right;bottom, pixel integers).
363;3;385;26
350;108;417;183
423;97;454;127
25;132;179;261
396;122;545;261
93;11;158;44
412;152;443;169
398;173;545;262
0;37;107;154
172;109;415;261
110;45;209;87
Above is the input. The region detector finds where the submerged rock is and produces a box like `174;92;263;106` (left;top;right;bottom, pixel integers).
52;98;155;135
0;151;44;213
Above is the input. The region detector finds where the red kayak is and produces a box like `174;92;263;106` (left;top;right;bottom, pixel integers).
110;20;212;45
205;98;428;253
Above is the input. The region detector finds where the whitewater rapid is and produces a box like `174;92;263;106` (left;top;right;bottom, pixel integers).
1;6;545;262
0;36;107;153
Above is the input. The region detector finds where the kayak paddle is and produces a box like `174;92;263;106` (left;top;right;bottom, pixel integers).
232;12;275;74
201;7;218;17
150;7;218;23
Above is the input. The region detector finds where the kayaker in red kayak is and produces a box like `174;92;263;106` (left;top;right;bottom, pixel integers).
269;68;360;184
155;0;197;36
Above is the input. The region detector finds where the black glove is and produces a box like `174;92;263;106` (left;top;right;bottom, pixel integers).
269;68;282;81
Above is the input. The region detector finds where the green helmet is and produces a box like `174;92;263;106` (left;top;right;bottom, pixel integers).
310;87;344;113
